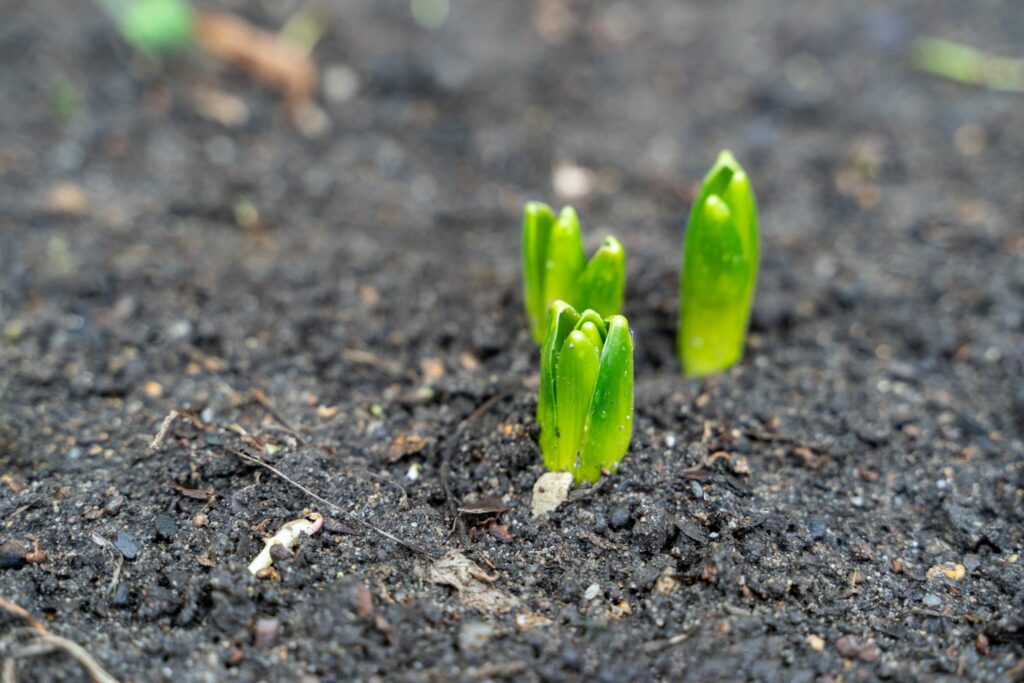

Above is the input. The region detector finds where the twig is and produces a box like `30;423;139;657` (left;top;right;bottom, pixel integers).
641;624;700;653
0;598;44;632
0;598;120;683
465;661;529;679
231;450;431;558
149;410;179;451
89;534;124;598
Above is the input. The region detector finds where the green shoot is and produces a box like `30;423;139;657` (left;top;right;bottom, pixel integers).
912;37;1024;93
677;150;759;377
538;301;634;483
98;0;195;54
522;203;626;343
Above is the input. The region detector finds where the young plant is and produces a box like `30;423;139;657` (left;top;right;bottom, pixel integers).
677;150;759;377
98;0;196;54
537;301;634;483
522;202;626;343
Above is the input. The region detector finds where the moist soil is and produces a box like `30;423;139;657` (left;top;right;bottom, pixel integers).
2;0;1023;681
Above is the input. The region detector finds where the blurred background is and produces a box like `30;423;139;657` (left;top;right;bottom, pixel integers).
1;4;1022;679
1;0;1021;395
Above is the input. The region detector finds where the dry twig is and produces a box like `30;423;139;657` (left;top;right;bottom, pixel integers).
0;597;119;683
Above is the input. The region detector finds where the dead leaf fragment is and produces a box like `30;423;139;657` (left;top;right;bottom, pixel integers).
487;522;514;544
515;612;552;631
191;85;250;127
531;472;573;518
386;433;427;462
423;551;520;614
458;496;510;515
653;567;680;595
926;562;966;581
195;10;317;112
46;182;89;216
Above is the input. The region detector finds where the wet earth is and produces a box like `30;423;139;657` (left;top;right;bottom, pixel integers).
1;0;1023;681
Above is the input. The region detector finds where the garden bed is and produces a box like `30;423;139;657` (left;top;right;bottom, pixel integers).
1;0;1022;680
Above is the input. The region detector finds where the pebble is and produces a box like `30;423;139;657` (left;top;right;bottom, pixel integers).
807;517;828;541
583;583;602;601
807;634;825;652
255;618;280;648
608;505;632;530
114;531;141;560
835;635;862;658
0;540;27;570
154;514;180;540
111;582;131;607
104;495;125;516
193;513;209;528
324;64;360;104
458;621;493;652
922;593;942;608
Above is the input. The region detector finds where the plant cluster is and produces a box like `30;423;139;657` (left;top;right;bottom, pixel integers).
525;151;760;481
521;202;626;343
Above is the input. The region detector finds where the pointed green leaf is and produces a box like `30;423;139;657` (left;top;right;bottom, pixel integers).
677;151;759;377
543;206;586;312
575;235;626;318
574;309;607;342
577;316;634;483
522;202;555;342
554;330;601;473
537;301;580;470
577;321;603;353
679;194;748;377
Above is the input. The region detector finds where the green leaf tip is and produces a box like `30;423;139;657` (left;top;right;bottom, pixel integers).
678;151;760;377
521;203;626;343
538;302;634;483
104;0;196;54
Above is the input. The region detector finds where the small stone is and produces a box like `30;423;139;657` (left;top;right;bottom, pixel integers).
154;514;180;540
269;543;292;562
114;531;141;560
458;621;493;652
143;381;164;398
111;582;131;607
858;643;880;663
807;634;825;652
608;505;632;530
583;583;602;601
324;64;360;103
835;634;862;658
926;562;965;581
922;593;942;608
0;540;27;570
255;618;280;648
807;517;827;541
531;472;572;518
193;513;209;528
103;495;125;516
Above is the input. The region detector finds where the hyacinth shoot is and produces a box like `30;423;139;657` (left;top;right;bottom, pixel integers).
537;301;634;483
678;150;759;377
522;202;625;343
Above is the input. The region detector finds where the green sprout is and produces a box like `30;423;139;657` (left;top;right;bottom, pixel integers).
537;301;634;483
912;37;1024;93
522;202;626;344
98;0;195;54
677;150;759;377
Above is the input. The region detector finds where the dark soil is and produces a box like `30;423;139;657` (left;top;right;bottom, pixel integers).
2;0;1023;681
